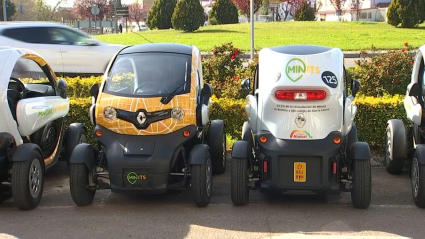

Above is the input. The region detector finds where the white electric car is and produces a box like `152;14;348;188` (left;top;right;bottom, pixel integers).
384;44;425;208
231;45;372;209
0;46;87;210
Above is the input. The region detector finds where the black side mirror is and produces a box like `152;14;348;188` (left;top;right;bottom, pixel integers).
90;83;100;101
408;82;421;97
57;79;67;99
241;78;251;94
201;83;213;105
351;78;360;98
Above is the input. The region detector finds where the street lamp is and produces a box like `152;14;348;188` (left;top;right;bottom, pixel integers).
2;0;7;21
250;0;254;59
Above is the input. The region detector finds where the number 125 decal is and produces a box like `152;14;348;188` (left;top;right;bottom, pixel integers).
321;71;338;88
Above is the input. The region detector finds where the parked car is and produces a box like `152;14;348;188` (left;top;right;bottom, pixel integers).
0;22;125;76
0;46;87;210
139;24;148;31
231;44;372;209
384;44;425;208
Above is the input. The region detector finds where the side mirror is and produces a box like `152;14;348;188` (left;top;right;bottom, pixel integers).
241;78;251;94
57;79;67;99
407;82;421;97
351;78;360;98
90;83;100;101
201;83;213;105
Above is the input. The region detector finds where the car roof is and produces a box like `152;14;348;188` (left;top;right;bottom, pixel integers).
0;21;73;30
119;43;193;55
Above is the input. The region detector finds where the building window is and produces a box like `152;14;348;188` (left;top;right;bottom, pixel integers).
360;12;372;19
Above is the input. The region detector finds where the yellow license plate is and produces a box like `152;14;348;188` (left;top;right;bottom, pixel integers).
294;162;306;182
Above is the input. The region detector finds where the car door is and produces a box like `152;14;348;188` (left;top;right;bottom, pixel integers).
45;27;108;74
1;27;64;73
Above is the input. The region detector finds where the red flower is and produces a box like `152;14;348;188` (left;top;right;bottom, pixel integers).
378;63;381;66
233;76;238;80
201;56;204;60
404;42;409;46
213;50;217;55
394;80;399;84
413;60;415;65
234;49;239;55
221;82;225;86
401;49;406;52
231;55;236;59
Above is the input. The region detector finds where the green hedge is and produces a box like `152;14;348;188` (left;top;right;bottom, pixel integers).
63;77;410;149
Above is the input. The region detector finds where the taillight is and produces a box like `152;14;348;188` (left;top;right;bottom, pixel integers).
275;90;326;100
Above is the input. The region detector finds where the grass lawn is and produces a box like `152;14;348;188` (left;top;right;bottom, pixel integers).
95;21;425;52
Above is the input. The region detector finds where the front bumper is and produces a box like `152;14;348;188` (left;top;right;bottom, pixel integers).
256;131;343;195
94;125;197;193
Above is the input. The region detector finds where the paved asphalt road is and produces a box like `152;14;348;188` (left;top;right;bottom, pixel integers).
0;153;424;239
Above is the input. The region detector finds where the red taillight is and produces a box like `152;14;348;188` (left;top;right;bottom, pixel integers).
275;90;326;100
263;161;268;173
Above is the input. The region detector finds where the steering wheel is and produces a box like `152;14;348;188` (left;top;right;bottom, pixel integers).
135;81;170;95
9;77;28;98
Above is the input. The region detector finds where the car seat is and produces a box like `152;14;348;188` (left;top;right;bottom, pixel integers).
7;89;22;122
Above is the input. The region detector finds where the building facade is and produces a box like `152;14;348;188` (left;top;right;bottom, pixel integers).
316;0;391;22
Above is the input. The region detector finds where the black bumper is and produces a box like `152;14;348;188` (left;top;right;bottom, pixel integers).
94;125;197;193
256;131;343;195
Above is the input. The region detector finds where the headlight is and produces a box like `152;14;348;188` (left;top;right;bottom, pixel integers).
171;107;184;120
104;106;117;120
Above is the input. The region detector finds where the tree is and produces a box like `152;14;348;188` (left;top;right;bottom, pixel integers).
261;0;269;15
281;1;292;20
209;0;239;25
171;0;204;32
349;0;362;21
146;0;177;29
387;0;423;28
72;0;111;20
329;0;346;20
0;0;16;20
294;0;315;21
232;0;263;20
128;2;148;29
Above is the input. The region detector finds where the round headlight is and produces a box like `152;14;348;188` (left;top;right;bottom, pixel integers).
104;106;117;120
171;107;184;121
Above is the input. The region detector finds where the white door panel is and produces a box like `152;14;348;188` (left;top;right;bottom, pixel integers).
16;96;69;136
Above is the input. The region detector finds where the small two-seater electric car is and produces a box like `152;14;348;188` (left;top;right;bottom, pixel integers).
0;46;87;210
69;43;226;207
231;45;372;209
384;44;425;208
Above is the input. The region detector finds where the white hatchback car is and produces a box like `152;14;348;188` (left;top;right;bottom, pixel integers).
0;22;125;76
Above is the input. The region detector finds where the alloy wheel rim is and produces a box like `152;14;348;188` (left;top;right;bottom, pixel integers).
28;158;42;198
412;157;420;198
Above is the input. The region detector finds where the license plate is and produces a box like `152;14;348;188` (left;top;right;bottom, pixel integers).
294;162;306;182
126;171;148;185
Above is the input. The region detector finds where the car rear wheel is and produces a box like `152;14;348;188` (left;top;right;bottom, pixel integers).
209;120;226;175
384;123;405;174
351;159;371;209
11;149;44;210
411;153;425;208
231;157;249;206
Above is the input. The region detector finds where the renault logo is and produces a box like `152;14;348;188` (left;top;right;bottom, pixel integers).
295;113;306;128
137;112;147;125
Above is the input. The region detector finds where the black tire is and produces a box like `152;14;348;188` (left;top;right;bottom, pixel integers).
11;149;44;210
209;120;226;175
384;124;405;174
351;159;372;209
411;153;425;208
231;157;249;206
69;163;96;206
191;150;212;207
65;128;88;170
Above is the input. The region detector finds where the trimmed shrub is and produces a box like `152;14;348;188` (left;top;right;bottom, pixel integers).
354;95;408;148
209;96;246;140
208;0;239;25
67;98;95;144
171;0;205;32
146;0;177;30
352;43;415;97
387;0;423;28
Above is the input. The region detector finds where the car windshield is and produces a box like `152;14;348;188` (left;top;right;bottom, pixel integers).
104;52;191;98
